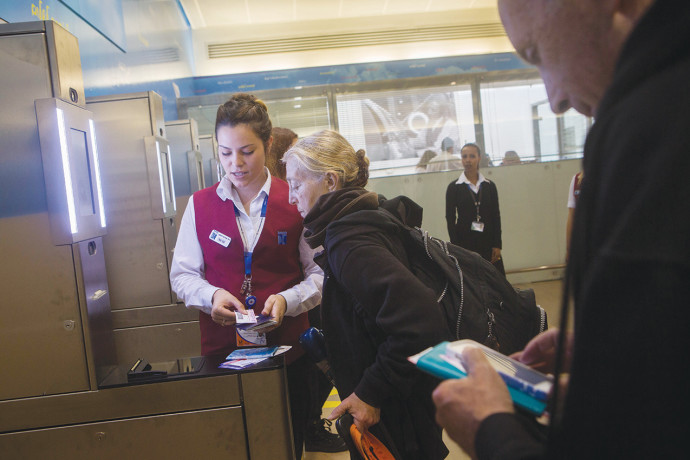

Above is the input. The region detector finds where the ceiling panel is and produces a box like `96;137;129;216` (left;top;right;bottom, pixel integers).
247;0;297;24
122;0;508;80
179;0;496;28
294;0;343;22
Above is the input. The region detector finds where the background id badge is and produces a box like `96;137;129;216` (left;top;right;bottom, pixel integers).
471;221;485;232
236;328;267;347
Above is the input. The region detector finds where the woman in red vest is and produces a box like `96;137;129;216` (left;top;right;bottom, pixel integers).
170;93;323;458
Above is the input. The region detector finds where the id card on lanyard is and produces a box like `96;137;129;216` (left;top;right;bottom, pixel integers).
469;183;484;232
234;195;268;346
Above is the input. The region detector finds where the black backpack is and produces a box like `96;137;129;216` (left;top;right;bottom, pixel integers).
389;213;547;355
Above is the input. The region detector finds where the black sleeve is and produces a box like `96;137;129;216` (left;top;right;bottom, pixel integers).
475;413;545;460
489;181;502;249
446;182;459;244
327;232;448;407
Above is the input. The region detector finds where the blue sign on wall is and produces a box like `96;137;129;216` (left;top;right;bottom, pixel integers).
86;52;532;121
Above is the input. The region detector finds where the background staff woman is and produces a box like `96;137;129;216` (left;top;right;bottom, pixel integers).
445;142;505;275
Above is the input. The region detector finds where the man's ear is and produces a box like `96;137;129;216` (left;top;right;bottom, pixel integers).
613;0;654;26
325;171;340;191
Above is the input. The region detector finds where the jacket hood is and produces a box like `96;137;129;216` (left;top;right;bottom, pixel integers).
303;187;423;250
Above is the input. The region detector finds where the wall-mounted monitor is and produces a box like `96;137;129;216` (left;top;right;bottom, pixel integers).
35;98;107;245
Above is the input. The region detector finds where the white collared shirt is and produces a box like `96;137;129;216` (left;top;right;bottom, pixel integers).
170;169;323;316
456;171;488;194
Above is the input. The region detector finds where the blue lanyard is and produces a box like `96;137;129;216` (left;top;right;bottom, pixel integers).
233;195;268;277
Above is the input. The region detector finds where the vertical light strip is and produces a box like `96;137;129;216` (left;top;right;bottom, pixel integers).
57;108;78;234
167;145;177;212
89;119;107;228
155;141;167;214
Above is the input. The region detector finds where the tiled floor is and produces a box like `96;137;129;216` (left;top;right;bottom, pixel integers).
304;279;563;460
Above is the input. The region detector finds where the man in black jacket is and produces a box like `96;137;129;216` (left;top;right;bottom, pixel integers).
433;0;690;458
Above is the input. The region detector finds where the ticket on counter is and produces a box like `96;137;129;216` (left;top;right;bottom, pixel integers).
218;358;266;369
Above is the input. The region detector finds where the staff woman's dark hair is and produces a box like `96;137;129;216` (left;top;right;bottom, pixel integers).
215;93;272;150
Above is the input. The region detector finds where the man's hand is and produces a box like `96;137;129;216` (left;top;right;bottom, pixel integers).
433;346;513;458
511;328;572;374
328;392;380;433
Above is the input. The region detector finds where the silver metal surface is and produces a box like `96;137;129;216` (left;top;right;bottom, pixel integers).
85;92;204;362
0;407;248;459
0;215;91;401
198;133;222;187
109;303;198;329
0;22;108;401
144;135;177;220
0;367;292;459
74;238;117;384
45;21;85;106
166;119;204;230
0;373;241;432
86;92;177;311
112;322;201;364
242;367;296;460
34;98;107;245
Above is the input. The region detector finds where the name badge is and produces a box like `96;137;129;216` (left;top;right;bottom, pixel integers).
471;221;485;232
209;229;231;247
278;231;287;245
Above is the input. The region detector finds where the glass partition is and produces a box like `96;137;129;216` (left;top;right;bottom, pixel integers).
336;84;474;175
177;68;591;178
481;77;590;165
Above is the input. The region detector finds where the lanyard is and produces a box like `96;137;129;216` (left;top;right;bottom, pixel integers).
233;195;268;276
233;195;268;308
467;183;483;222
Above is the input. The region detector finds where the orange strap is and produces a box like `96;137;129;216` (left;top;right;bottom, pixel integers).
349;424;396;460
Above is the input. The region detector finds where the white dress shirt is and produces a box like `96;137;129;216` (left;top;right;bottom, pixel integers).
170;170;323;316
456;171;488;194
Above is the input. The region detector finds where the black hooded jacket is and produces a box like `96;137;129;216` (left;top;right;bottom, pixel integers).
475;1;690;459
304;188;450;460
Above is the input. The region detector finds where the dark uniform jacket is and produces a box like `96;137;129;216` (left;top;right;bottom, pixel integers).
304;188;450;460
445;178;502;261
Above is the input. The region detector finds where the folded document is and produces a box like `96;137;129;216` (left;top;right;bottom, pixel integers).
408;340;553;415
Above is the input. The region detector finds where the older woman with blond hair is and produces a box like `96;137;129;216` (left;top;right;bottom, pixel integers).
283;129;450;460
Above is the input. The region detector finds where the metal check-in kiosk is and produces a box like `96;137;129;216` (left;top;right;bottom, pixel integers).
0;21;295;459
0;21;114;403
165;118;205;231
86;92;201;364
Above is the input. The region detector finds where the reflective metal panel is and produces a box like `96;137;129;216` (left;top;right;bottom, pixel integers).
0;215;91;401
0;22;104;401
0;407;248;460
112;322;201;364
75;237;117;383
199;133;222;187
86;93;177;310
35;98;107;245
166;119;204;230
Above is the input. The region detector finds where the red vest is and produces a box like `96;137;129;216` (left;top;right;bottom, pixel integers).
194;178;308;363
